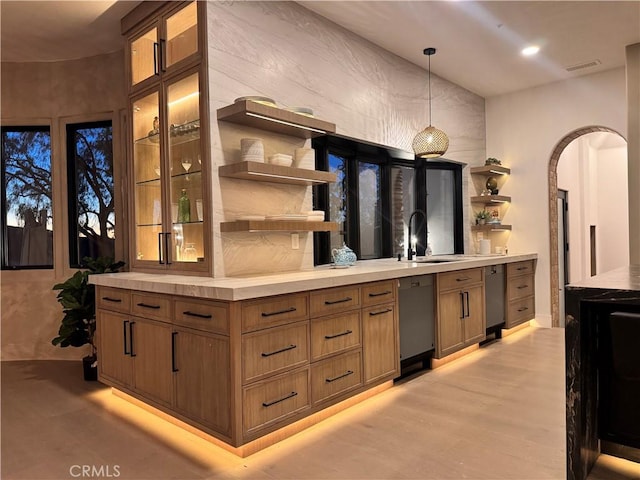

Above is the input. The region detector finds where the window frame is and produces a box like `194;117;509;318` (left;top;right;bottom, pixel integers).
313;135;463;264
65;119;115;268
1;124;53;270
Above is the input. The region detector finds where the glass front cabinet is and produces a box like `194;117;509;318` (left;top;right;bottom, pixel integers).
125;1;209;273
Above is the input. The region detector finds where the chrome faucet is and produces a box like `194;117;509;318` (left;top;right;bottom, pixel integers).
407;209;427;261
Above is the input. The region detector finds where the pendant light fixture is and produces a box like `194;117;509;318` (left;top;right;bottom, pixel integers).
412;47;449;159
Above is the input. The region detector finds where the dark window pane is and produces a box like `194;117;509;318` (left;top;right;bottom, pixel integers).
1;127;53;269
358;162;382;259
391;166;415;257
67;121;114;266
328;153;346;251
426;168;456;254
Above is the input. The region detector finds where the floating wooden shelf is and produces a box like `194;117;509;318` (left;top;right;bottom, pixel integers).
471;224;512;232
220;220;339;233
470;195;511;204
470;165;511;176
217;100;336;139
219;161;336;186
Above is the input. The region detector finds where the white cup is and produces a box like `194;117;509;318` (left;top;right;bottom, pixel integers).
495;246;503;255
240;138;264;162
479;239;491;255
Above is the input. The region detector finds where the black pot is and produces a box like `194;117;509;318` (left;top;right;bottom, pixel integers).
83;355;98;381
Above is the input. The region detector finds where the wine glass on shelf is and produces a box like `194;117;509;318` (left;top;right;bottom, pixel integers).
181;157;192;173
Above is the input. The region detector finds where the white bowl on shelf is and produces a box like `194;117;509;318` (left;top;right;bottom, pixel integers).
267;154;293;167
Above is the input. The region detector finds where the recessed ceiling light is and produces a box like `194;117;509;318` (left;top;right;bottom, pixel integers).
521;45;540;56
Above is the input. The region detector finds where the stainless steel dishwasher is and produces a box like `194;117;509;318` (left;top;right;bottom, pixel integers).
398;275;435;369
485;264;505;336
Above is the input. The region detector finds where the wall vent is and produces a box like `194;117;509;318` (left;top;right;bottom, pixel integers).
565;59;601;72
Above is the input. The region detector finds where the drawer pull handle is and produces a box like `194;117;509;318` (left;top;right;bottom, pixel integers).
324;297;352;305
368;290;391;297
102;296;122;303
456;276;471;282
262;391;297;407
261;307;296;317
369;308;392;316
517;306;529;312
517;266;528;271
325;329;353;340
183;311;212;319
137;302;161;310
517;284;529;289
261;344;297;357
326;370;354;383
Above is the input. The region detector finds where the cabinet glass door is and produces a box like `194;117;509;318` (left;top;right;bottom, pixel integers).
165;2;198;69
166;71;204;265
130;27;159;87
132;91;162;263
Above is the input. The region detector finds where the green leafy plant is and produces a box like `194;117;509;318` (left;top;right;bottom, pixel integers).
485;157;501;165
476;210;490;220
52;256;125;357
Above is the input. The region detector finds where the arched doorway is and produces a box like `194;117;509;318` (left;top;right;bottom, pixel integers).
548;126;627;327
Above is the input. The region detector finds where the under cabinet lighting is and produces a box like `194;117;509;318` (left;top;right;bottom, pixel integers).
489;169;507;175
245;113;327;134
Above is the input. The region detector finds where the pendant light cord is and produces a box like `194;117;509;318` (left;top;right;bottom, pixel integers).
428;52;432;127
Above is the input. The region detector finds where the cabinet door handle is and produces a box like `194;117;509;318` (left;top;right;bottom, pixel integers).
153;42;159;76
129;321;136;357
261;344;297;357
324;297;352;305
325;329;353;340
456;276;471;282
262;391;297;408
326;370;354;383
460;292;465;319
165;232;172;265
517;284;529;289
159;38;167;73
123;320;130;355
183;311;212;319
517;306;529;312
261;307;296;317
466;291;470;318
137;302;161;310
368;290;392;297
171;332;179;372
369;308;392;316
103;296;122;303
158;232;164;264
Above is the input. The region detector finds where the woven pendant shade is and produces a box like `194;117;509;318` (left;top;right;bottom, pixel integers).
412;126;450;158
412;47;449;159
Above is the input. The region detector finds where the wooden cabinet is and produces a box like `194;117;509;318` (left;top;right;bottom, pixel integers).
435;268;486;358
124;1;210;274
98;310;134;387
362;303;399;383
506;260;536;328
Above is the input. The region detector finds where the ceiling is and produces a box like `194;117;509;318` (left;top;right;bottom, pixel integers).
1;1;639;98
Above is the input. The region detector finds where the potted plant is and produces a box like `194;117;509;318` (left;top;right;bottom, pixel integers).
52;256;125;380
476;210;490;225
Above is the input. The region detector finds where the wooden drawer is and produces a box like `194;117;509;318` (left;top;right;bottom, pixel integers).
507;274;535;302
174;297;229;335
507;260;535;278
507;296;535;328
361;280;396;307
311;350;363;405
437;268;483;292
310;286;360;317
96;287;131;314
241;293;309;333
242;322;309;384
310;311;361;361
131;292;171;322
242;367;310;434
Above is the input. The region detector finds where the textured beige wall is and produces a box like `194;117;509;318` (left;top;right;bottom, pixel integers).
206;1;486;277
1;51;127;360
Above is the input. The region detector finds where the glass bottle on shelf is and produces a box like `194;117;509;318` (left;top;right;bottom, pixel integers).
182;243;197;262
178;189;190;223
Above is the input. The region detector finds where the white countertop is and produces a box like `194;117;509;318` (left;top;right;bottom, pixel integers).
567;264;640;291
90;253;537;301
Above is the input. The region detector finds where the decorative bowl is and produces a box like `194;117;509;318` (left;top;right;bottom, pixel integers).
268;154;293;167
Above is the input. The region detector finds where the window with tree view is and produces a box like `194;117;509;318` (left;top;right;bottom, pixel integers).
1;126;53;269
67;121;115;267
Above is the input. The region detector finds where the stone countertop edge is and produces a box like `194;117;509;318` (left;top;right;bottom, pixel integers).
89;253;538;301
566;264;640;292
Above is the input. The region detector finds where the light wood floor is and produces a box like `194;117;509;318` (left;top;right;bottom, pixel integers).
3;327;639;479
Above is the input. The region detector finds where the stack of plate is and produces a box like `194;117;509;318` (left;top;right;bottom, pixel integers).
266;214;308;221
234;96;277;108
268;154;293;167
305;210;325;222
240;138;264;162
285;106;314;118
